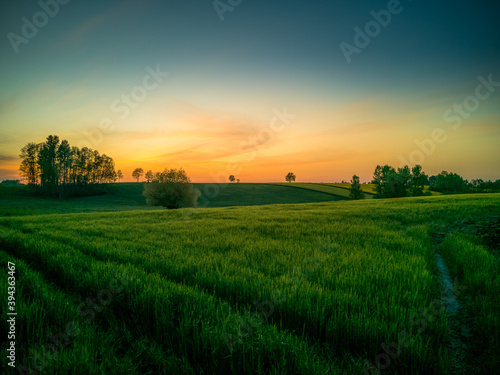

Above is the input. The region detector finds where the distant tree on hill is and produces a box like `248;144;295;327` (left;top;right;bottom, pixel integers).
117;170;123;182
143;168;200;209
145;170;154;183
229;175;235;182
349;175;363;200
285;172;296;183
237;179;240;183
132;168;144;182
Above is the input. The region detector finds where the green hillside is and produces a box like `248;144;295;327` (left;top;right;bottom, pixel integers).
195;183;347;208
0;183;346;216
277;183;373;199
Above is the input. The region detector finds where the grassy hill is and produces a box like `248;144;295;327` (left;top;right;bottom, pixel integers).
0;183;348;216
195;183;347;208
0;183;161;217
1;193;499;374
277;182;374;199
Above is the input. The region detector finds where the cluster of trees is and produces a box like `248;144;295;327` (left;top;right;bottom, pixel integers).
143;168;200;209
430;172;500;194
364;165;500;199
429;171;467;194
19;135;117;198
228;175;240;183
468;178;500;193
371;164;428;198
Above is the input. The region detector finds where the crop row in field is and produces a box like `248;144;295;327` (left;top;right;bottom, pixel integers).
1;194;499;374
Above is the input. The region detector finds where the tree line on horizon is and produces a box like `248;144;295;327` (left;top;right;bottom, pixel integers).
19;135;118;198
347;164;500;200
16;136;499;203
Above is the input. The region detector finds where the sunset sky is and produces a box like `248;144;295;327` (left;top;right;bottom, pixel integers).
1;0;499;183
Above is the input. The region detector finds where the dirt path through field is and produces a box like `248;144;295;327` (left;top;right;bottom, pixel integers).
431;231;472;374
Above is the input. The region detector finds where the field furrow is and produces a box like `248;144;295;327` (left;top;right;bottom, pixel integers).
1;193;498;374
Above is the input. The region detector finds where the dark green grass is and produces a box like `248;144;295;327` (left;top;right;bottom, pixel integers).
0;183;161;217
195;183;346;208
275;183;372;199
0;183;346;216
2;194;499;374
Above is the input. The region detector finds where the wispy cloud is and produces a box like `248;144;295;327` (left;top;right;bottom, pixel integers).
61;0;137;45
0;155;17;162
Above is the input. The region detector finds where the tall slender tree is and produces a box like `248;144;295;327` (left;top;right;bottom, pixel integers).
349;175;363;200
19;142;40;185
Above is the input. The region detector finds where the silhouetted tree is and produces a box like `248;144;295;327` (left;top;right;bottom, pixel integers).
431;171;468;193
349;175;363;200
285;172;296;183
19;142;40;185
38;135;60;192
145;170;154;183
372;165;393;197
229;175;236;182
392;165;412;197
132;168;144;182
410;165;427;196
117;170;123;182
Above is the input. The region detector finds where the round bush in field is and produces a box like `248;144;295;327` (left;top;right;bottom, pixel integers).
143;168;200;209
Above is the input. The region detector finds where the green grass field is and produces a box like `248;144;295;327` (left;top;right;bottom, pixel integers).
1;190;499;374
